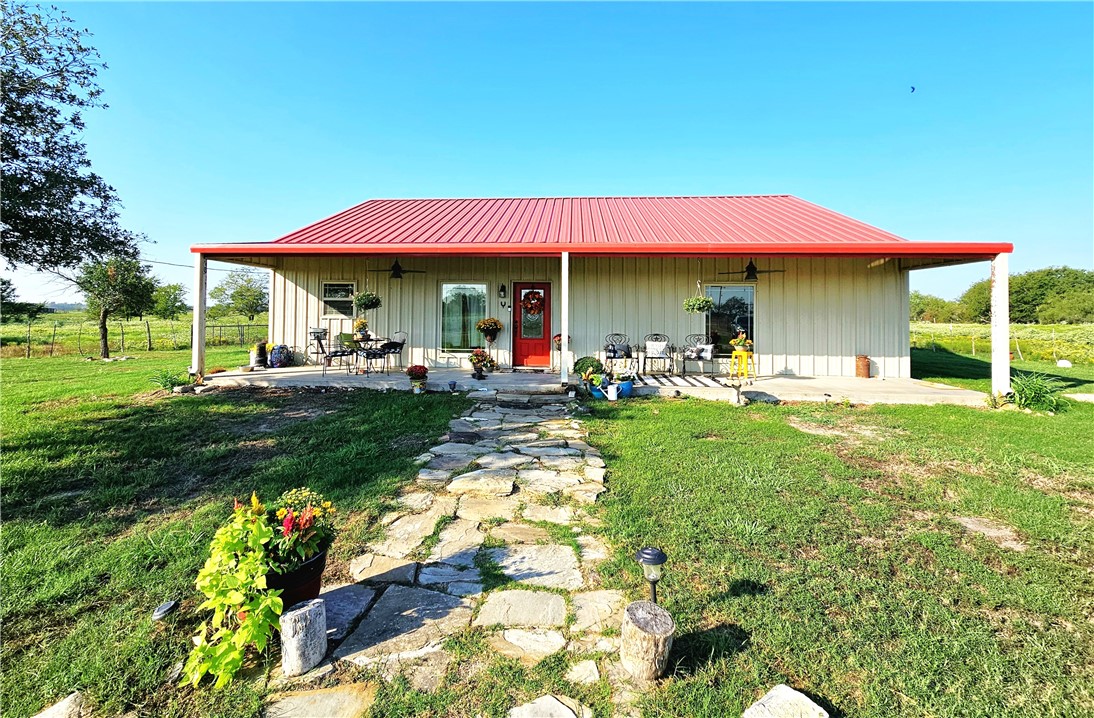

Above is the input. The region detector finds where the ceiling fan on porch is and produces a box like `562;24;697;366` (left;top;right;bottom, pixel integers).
718;259;786;282
369;259;426;280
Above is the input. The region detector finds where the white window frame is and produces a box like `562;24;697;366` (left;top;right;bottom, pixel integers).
702;282;757;356
321;280;356;318
440;281;488;352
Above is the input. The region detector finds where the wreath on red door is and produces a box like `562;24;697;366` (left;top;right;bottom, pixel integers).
521;290;545;316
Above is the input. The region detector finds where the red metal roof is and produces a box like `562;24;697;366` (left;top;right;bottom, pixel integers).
192;196;1011;258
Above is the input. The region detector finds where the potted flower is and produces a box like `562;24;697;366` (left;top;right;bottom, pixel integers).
353;291;383;313
476;317;504;344
406;364;428;393
683;296;715;314
580;367;610;399
614;368;637;398
468;348;498;380
182;489;337;689
729;332;754;352
352;317;369;340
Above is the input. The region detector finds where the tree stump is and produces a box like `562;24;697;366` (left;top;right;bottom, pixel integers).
619;600;675;680
280;598;327;677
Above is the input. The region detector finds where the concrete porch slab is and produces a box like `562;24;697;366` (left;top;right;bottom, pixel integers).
206;364;567;393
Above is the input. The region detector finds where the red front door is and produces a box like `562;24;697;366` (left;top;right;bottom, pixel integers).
512;283;551;367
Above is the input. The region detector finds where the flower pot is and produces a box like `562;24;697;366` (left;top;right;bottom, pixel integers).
617;380;634;398
483;330;498;343
266;550;328;611
588;384;607;399
472;366;486;380
411;379;426;394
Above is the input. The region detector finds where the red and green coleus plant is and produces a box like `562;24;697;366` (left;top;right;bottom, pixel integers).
182;488;337;689
406;365;428;381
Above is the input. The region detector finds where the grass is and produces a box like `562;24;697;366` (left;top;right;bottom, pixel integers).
581;394;1094;717
912;347;1094;393
4;347;1093;717
0;349;471;718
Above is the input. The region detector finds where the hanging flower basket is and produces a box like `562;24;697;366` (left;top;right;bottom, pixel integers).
353;291;383;312
683;296;715;314
521;290;545;316
476;318;503;343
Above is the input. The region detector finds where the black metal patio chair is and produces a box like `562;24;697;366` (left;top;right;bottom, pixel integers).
680;334;716;378
602;333;637;376
378;331;408;374
641;333;674;375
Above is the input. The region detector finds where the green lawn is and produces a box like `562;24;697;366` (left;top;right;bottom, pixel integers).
0;350;470;717
3;350;1092;717
583;397;1094;717
911;347;1094;393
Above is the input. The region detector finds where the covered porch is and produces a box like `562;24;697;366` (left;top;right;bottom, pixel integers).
204;363;987;406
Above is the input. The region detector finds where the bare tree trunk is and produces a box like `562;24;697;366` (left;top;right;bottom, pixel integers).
99;309;110;358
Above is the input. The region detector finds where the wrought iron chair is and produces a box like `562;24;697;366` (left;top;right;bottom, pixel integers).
641;333;674;375
332;333;359;374
378;331;408;374
680;334;716;378
602;333;637;376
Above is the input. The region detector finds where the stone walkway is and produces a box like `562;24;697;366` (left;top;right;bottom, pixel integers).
267;390;640;718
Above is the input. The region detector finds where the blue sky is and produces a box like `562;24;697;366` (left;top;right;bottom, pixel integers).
8;1;1092;303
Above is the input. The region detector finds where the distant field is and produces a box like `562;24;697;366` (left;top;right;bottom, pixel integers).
1;311;269;357
911;322;1094;364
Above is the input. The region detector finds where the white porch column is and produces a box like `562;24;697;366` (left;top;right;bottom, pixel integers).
560;251;570;385
990;252;1010;395
191;253;207;378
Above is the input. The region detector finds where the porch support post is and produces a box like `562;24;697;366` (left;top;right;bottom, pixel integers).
990;252;1010;396
560;251;570;385
191;252;207;378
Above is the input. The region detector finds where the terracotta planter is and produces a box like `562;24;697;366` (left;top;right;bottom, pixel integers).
266;550;328;611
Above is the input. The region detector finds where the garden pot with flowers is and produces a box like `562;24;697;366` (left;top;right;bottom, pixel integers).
352;317;370;340
729;331;754;353
468;348;497;380
476;317;503;344
182;488;337;689
406;364;428;392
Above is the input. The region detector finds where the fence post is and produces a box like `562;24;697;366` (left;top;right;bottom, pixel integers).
170;319;178;349
78;322;83;355
239;324;244;348
50;322;58;357
146;320;153;351
25;319;32;358
120;323;125;353
971;336;976;356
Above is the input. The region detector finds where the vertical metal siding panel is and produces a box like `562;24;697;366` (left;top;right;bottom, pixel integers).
899;268;911;378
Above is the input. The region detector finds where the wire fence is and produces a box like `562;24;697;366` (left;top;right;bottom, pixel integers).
1;318;268;358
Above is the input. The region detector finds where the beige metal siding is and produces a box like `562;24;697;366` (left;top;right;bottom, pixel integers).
267;255;911;378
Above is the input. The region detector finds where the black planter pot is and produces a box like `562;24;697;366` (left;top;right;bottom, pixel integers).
472;366;487;380
483;330;498;343
266;550;328;611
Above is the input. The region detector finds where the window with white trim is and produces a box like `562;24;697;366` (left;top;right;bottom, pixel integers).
321;281;355;317
705;284;755;355
441;283;487;351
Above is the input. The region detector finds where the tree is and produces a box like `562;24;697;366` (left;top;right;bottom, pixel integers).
956;266;1094;324
151;283;188;320
1;2;140;271
910;291;961;323
209;270;269;321
76;257;156;357
1037;290;1094;324
0;277;45;322
957;280;992;323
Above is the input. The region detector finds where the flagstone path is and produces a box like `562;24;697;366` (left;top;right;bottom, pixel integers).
271;390;642;718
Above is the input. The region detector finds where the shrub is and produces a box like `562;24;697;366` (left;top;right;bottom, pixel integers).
1010;372;1068;412
149;369;190;389
573;356;604;375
